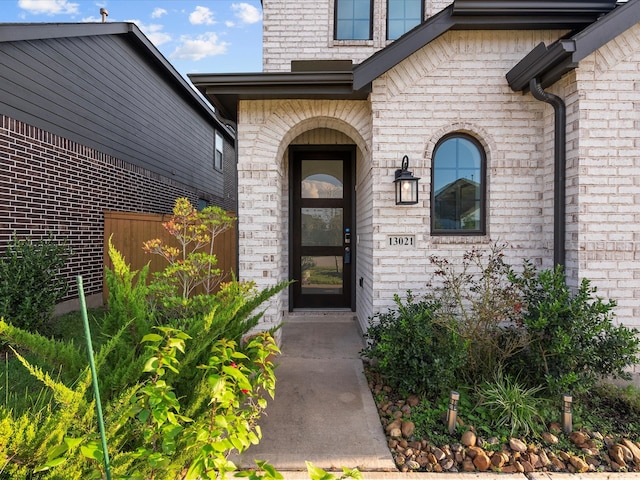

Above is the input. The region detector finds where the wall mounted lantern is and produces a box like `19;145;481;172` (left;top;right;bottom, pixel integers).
394;155;420;205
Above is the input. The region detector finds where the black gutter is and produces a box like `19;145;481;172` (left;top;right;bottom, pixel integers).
529;78;566;267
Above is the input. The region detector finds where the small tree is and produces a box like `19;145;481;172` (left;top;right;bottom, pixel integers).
143;198;235;300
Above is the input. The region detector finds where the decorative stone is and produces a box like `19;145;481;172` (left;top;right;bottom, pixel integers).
501;465;518;473
586;455;601;468
509;438;527;453
527;452;540;468
620;443;634;463
389;427;402;438
569;455;589;473
416;452;430;467
407;394;420;407
462;458;475;472
401;420;415;438
542;432;559;445
570;431;589;446
521;460;534;472
466;446;482;459
610;444;628;468
385;418;402;434
537;450;551;467
551;457;566;471
473;451;491;472
406;460;420;470
622;439;640;463
491;452;509;468
461;430;477;447
431;447;446;462
558;451;571;462
441;458;455;471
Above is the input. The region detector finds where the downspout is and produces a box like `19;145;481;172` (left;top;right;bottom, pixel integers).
529;78;566;267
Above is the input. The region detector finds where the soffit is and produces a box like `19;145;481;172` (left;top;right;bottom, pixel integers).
189;0;621;120
506;0;640;91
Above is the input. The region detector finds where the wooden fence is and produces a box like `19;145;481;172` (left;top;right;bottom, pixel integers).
103;211;237;302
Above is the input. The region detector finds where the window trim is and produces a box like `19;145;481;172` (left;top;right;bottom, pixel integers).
430;133;486;236
334;0;374;41
214;131;224;171
386;0;424;40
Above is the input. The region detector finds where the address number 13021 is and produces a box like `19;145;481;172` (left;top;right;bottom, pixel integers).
388;236;415;247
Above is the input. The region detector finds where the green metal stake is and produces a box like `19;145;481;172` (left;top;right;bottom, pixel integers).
77;275;112;480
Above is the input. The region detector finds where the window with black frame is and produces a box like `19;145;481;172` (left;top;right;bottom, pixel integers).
335;0;372;40
214;131;224;171
387;0;422;40
431;134;486;234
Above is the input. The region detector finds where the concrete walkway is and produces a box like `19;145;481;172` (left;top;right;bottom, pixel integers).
234;313;397;472
235;313;638;480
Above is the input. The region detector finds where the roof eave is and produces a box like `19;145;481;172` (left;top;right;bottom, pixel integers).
452;0;617;15
352;1;611;91
506;0;640;92
189;72;370;120
506;40;576;92
0;22;231;139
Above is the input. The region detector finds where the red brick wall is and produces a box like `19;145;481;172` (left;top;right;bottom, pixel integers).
0;115;214;301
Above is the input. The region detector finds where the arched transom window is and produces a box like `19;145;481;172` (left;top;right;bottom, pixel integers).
431;134;486;235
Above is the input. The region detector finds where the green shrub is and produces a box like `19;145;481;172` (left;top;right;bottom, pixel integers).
509;263;640;395
0;235;70;333
361;291;465;397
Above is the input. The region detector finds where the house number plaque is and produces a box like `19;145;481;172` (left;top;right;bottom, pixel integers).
388;236;415;247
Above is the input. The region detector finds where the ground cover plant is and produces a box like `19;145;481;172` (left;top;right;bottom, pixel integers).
362;242;640;473
0;198;289;479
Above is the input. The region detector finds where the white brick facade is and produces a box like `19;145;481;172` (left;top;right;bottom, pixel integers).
569;22;640;329
237;0;640;333
262;0;451;72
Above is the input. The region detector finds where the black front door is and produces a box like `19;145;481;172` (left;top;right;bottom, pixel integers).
290;146;355;310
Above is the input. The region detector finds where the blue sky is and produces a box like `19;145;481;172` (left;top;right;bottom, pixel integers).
0;0;264;76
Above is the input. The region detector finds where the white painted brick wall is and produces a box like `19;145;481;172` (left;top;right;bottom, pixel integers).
237;99;372;326
262;0;451;72
248;2;640;336
567;22;640;331
367;30;562;316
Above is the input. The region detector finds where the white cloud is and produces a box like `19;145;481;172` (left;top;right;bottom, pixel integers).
171;33;229;61
231;3;262;24
189;6;216;25
225;20;235;27
126;20;172;46
152;8;168;19
18;0;79;15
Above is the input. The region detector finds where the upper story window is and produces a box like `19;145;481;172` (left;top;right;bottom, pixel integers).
431;134;486;235
214;131;224;171
335;0;373;40
387;0;423;40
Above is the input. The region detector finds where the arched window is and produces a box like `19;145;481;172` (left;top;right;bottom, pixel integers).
431;134;486;234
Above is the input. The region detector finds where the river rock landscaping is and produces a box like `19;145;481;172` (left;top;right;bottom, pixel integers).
367;369;640;473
